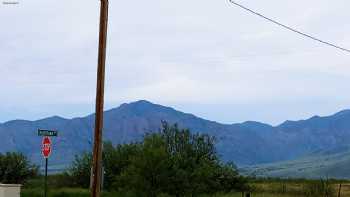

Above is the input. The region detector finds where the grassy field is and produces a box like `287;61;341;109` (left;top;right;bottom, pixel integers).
250;182;350;197
20;186;350;197
21;179;350;197
20;189;299;197
21;188;118;197
219;194;298;197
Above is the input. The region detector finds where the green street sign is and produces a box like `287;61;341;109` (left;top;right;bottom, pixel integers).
38;129;58;137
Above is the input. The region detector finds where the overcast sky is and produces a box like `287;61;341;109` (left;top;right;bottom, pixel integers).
1;0;350;125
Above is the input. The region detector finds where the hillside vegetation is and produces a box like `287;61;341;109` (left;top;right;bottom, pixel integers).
2;100;350;178
65;122;248;196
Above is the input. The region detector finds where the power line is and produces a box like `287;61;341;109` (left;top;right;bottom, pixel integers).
228;0;350;54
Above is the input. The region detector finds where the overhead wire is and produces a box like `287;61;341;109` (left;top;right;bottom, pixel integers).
228;0;350;54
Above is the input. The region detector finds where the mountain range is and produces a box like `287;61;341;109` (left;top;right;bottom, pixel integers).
242;147;350;179
1;100;350;178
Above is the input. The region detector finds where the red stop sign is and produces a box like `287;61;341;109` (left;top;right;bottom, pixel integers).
42;136;52;158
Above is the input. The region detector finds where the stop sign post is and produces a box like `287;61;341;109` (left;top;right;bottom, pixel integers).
38;129;58;197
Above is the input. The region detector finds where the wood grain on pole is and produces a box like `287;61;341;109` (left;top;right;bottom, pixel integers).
91;0;109;197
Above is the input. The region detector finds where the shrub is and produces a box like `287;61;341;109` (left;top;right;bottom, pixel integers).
70;122;248;196
69;153;92;188
0;152;38;184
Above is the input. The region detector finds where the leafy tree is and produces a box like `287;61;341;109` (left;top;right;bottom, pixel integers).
69;142;141;189
70;122;248;196
115;134;170;197
115;122;246;196
103;142;140;190
0;152;38;184
159;123;218;196
70;153;92;188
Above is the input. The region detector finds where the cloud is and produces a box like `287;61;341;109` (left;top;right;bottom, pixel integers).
1;0;350;124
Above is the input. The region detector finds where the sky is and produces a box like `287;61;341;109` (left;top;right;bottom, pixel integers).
1;0;350;125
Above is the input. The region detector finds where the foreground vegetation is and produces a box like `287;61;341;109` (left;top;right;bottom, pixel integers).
20;122;248;196
66;122;249;196
2;122;350;196
20;188;298;197
0;152;38;184
21;179;350;197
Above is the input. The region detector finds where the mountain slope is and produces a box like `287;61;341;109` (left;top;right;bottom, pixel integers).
1;100;350;177
242;147;350;179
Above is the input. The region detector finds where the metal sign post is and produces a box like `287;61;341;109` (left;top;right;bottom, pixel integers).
42;136;51;197
38;129;58;197
44;157;48;197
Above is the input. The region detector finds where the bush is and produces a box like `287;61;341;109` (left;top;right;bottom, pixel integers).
0;152;38;184
70;122;248;196
69;153;92;188
68;142;140;189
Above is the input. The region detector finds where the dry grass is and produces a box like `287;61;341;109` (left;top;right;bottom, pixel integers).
338;183;350;196
250;182;350;197
21;182;350;197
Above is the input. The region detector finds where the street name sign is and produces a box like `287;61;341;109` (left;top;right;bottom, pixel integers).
38;129;58;137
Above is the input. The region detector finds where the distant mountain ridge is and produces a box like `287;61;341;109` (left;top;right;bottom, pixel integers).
1;100;350;178
242;147;350;179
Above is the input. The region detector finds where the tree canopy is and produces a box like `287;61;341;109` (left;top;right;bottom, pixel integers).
0;152;38;184
70;122;248;196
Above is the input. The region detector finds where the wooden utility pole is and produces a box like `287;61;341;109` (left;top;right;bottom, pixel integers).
91;0;109;197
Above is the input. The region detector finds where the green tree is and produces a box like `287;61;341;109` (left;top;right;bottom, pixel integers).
70;122;248;196
115;122;246;196
0;152;38;184
115;134;170;197
103;142;140;190
161;122;221;195
69;142;141;189
70;152;92;188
